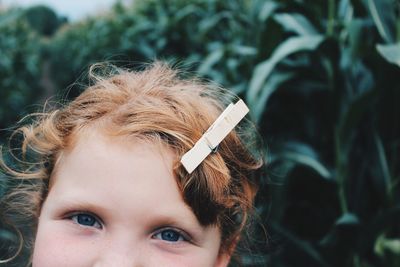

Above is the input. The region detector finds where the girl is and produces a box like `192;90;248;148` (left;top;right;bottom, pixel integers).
0;62;263;266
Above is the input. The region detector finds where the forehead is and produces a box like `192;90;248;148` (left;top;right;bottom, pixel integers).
53;125;176;180
48;129;197;223
52;127;173;187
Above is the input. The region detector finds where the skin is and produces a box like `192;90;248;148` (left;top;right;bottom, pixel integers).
32;129;230;267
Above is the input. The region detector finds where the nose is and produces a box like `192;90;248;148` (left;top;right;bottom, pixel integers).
94;252;143;267
93;239;146;267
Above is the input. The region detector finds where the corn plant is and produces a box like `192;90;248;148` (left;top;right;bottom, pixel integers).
244;0;400;266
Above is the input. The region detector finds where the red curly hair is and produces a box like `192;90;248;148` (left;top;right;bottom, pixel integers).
0;62;263;265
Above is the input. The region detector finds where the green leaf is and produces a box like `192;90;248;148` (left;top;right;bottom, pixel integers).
247;35;324;104
258;1;279;22
376;43;400;67
366;0;396;43
282;151;332;180
197;47;224;75
373;132;392;196
198;11;231;35
252;71;295;123
274;13;319;36
271;223;329;266
375;234;400;256
337;89;377;146
338;0;354;24
229;45;257;56
272;142;332;180
336;213;360;225
173;5;197;22
347;19;365;57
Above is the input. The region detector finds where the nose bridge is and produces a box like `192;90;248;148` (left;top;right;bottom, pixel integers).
93;233;145;267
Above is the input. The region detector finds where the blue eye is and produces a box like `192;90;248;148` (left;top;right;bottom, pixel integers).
70;213;102;229
153;228;188;242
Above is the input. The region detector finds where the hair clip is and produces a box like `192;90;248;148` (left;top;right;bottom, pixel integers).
181;99;249;174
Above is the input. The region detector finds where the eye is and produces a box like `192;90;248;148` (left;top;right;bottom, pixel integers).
69;212;102;229
152;228;190;243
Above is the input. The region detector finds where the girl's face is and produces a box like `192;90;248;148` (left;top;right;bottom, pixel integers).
32;130;230;267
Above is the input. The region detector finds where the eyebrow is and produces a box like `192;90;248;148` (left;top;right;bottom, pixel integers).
50;197;111;218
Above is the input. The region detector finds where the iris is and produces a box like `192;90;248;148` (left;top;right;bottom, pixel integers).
77;214;96;226
161;229;181;242
70;213;102;229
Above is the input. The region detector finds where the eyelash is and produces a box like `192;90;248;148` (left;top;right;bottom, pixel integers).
67;212;103;229
66;212;192;243
152;227;191;243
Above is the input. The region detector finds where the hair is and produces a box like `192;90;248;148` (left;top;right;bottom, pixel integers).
0;62;263;265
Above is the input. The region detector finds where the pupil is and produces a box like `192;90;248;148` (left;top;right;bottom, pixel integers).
77;214;95;226
161;230;179;242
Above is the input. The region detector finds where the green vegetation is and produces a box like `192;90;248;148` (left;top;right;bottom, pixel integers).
0;8;43;139
1;0;400;266
0;6;65;141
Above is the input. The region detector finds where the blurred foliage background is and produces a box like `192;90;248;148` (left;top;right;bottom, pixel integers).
1;0;400;266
